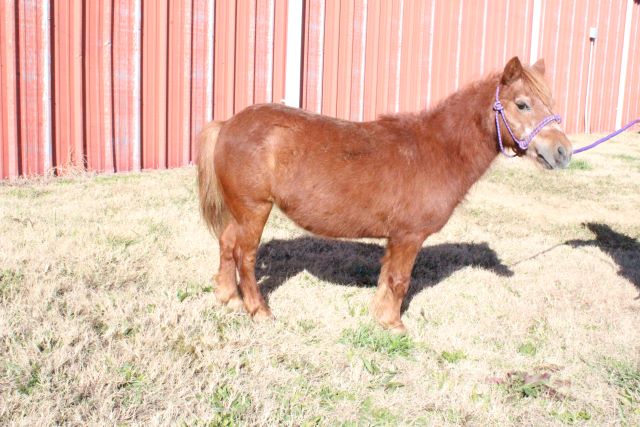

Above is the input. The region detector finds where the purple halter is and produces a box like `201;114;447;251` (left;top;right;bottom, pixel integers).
493;86;562;157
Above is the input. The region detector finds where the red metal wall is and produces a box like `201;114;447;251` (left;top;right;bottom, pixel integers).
0;0;19;179
302;0;640;134
621;2;640;129
538;0;627;135
303;0;532;118
0;0;288;178
16;0;53;177
1;0;638;179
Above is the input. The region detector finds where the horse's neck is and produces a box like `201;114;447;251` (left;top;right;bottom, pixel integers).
421;77;500;190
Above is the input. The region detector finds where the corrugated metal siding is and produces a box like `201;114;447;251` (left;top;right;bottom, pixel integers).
301;0;535;118
539;0;627;134
1;0;638;179
622;4;640;126
0;0;287;178
85;0;115;173
53;0;83;172
302;0;325;114
19;0;52;176
254;0;276;104
112;0;142;172
213;0;234;120
301;0;638;134
190;0;215;161
272;0;288;105
0;0;19;179
167;0;193;168
141;0;168;170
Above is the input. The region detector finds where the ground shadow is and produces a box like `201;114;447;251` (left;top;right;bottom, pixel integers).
566;223;640;296
256;236;513;308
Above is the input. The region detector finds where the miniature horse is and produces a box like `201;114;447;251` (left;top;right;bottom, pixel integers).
197;56;572;332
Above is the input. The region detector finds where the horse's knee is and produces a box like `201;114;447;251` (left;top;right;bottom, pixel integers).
387;272;410;298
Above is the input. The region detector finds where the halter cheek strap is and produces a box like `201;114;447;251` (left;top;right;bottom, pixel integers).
493;86;562;157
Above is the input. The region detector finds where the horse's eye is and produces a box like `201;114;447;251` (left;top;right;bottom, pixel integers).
516;101;530;111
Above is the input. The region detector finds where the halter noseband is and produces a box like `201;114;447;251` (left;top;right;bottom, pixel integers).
493;86;562;157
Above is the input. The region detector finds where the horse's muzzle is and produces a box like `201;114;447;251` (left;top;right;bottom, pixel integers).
554;143;572;168
535;141;571;169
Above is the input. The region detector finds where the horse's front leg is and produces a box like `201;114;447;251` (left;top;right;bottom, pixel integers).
371;237;423;333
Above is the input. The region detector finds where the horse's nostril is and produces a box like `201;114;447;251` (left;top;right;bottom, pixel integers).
557;145;567;157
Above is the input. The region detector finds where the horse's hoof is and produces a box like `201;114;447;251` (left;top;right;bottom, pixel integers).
253;307;274;321
213;289;227;304
212;293;225;307
387;322;407;335
377;318;407;334
213;287;238;305
226;296;245;313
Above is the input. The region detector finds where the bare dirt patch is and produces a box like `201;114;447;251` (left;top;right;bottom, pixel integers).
1;133;639;425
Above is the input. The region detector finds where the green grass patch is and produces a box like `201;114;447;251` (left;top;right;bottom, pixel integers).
527;318;550;341
52;178;77;186
440;350;466;364
144;219;171;241
361;356;380;375
567;159;592;171
296;319;317;333
117;363;148;406
360;357;404;391
0;268;24;301
604;359;640;405
510;378;547;398
347;301;368;317
177;289;190;302
340;324;414;357
611;153;639;163
550;408;591;424
119;363;145;384
6;187;51;199
106;234;137;250
318;385;356;407
500;372;558;400
208;383;252;425
358;397;399;426
94;173;145;184
176;282;211;302
16;363;41;395
203;308;252;342
518;342;538;357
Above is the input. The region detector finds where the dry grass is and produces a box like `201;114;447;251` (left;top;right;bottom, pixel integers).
1;132;640;426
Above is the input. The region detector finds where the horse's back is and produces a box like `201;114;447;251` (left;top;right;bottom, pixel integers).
214;104;428;238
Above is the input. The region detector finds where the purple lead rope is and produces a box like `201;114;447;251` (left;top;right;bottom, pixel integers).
572;119;640;154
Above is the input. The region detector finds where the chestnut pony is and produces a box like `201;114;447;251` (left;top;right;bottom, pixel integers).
197;57;572;332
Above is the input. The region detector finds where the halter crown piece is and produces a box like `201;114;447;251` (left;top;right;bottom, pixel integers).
493;86;562;157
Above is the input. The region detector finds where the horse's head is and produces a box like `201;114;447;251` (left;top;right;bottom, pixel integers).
496;56;572;169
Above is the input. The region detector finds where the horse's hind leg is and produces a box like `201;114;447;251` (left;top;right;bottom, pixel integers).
233;201;273;319
371;237;422;333
214;222;243;311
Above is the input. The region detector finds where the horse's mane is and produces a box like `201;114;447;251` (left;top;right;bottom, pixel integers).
377;65;553;124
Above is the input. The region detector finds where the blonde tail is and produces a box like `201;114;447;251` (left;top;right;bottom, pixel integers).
196;121;229;238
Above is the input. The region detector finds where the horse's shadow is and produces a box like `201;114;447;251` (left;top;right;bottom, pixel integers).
566;222;640;296
255;236;513;307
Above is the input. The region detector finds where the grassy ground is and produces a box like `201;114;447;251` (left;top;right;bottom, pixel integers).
1;132;639;426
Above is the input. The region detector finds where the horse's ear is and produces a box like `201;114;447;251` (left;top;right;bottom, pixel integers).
532;58;545;76
501;56;523;85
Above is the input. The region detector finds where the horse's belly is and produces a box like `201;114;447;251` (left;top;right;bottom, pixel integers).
272;181;391;239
